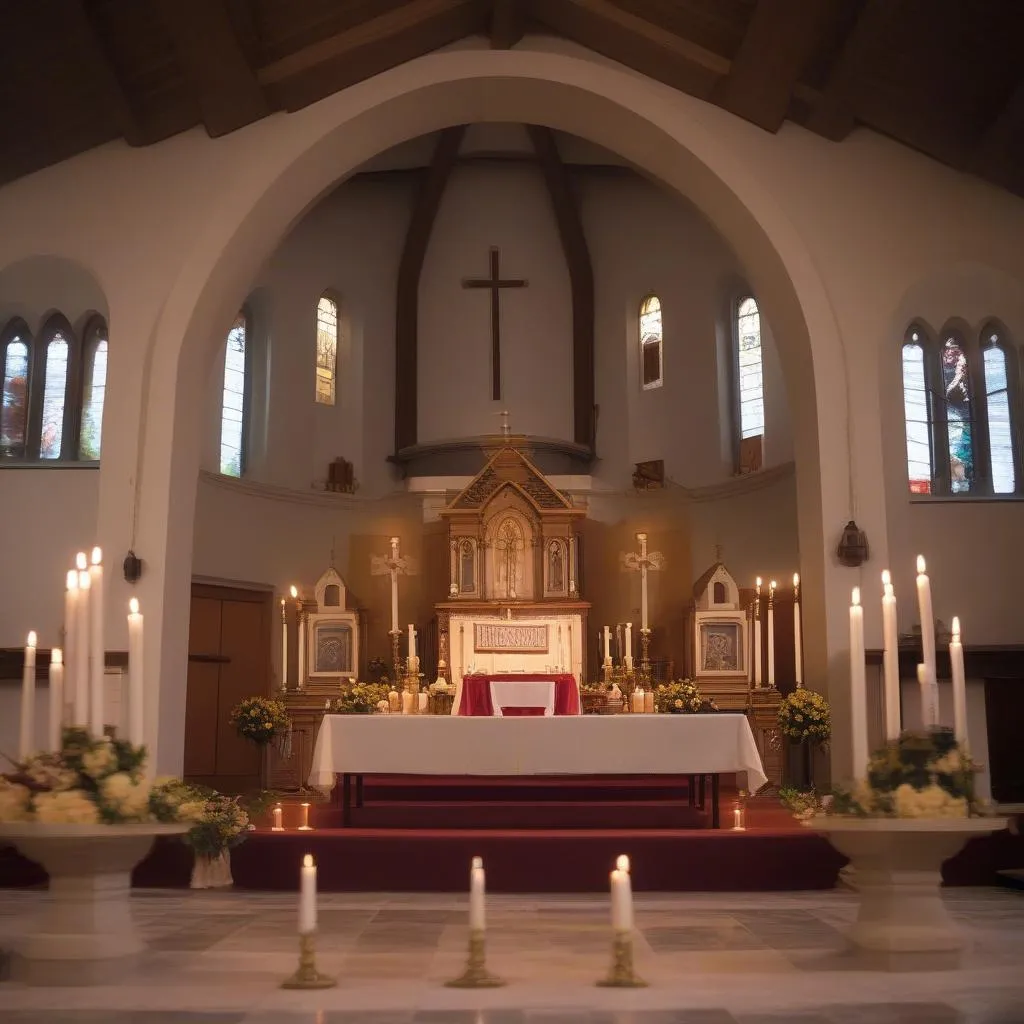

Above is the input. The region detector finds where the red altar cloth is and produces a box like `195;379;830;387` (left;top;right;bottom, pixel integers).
458;673;581;717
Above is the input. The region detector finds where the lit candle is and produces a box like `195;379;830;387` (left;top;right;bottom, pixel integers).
127;598;145;746
610;867;634;931
915;556;936;686
299;854;317;934
272;803;284;831
48;647;64;751
624;622;633;672
881;570;901;739
390;537;400;633
280;597;288;691
849;587;868;779
767;580;777;687
950;617;968;746
75;568;91;726
603;626;611;667
732;805;745;831
469;855;486;931
917;662;939;729
792;574;802;686
88;548;104;737
753;578;762;687
19;631;37;759
64;569;78;718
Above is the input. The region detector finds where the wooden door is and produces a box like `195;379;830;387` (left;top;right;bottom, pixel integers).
184;583;272;794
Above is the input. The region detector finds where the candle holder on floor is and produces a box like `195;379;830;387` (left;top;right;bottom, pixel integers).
280;931;336;989
297;802;313;831
597;930;647;988
445;929;505;988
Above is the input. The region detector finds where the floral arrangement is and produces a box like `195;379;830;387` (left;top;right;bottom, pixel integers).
777;688;831;746
653;679;716;714
0;728;206;826
367;657;390;682
829;728;981;819
230;696;289;744
330;681;391;714
179;788;251;857
778;786;829;822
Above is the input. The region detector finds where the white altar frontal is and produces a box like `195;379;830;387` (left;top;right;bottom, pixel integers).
449;613;583;682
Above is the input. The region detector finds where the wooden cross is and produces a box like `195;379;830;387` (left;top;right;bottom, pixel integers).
462;247;527;400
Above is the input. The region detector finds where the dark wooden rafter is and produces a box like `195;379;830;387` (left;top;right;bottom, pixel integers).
155;0;269;137
395;126;467;452
713;0;841;133
257;0;490;112
489;0;527;49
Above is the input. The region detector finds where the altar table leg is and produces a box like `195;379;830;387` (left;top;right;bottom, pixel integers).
355;775;364;808
341;773;352;827
711;774;721;829
687;775;696;809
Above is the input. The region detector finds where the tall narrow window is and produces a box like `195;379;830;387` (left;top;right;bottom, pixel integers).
639;295;663;389
941;334;974;493
39;333;69;459
315;295;338;405
901;328;933;494
982;328;1015;494
79;320;108;461
1;330;30;458
736;296;764;439
219;314;248;478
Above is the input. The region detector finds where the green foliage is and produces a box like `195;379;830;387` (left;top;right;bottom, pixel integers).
181;792;251;857
777;688;831;745
330;681;391;714
230;696;289;745
653;679;715;714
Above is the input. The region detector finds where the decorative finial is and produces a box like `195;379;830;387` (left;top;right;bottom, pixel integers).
714;543;723;564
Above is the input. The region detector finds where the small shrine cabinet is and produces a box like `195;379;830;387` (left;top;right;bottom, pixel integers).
686;560;750;709
305;566;359;681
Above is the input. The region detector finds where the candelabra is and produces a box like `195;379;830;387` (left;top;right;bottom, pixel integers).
445;929;505;988
597;930;646;988
280;932;336;989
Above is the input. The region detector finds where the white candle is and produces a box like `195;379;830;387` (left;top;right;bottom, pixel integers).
280;598;288;691
624;622;633;672
610;868;634;931
950;616;968;746
272;804;283;830
64;569;78;718
390;537;400;633
469;855;486;931
849;587;868;779
75;569;91;726
917;662;939;729
299;854;317;934
568;535;576;594
881;570;901;740
127;598;145;746
19;631;37;759
408;623;417;662
644;690;654;714
915;555;936;685
48;647;64;751
792;574;802;686
767;581;777;687
632;686;645;713
753;578;762;687
297;601;306;690
418;692;427;713
402;691;413;715
638;533;649;630
88;547;104;737
603;626;611;666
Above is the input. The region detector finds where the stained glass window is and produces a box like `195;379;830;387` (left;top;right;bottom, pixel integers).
39;334;69;459
219;314;248;478
315;295;338;405
941;335;974;493
79;323;107;461
1;336;29;458
983;331;1015;494
639;295;662;389
736;296;764;439
902;331;933;494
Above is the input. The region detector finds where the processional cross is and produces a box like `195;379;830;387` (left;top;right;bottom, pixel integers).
462;247;527;401
370;536;413;674
621;532;665;671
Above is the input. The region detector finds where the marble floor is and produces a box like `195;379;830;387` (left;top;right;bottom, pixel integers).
1;888;1023;1023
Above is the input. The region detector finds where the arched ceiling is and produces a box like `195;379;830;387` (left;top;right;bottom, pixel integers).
2;0;1022;198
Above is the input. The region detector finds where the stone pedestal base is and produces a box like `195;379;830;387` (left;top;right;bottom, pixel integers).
811;817;1007;971
0;822;188;986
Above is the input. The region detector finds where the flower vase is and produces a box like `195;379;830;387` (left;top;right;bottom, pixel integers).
788;741;814;788
190;849;233;889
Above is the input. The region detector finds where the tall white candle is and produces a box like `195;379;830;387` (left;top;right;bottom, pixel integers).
408;623;416;661
881;570;901;740
88;547;104;737
19;631;37;759
915;555;936;685
64;569;78;717
299;854;317;934
767;580;777;687
127;598;145;746
74;569;91;726
610;868;634;931
849;587;868;779
469;855;486;931
917;662;939;729
280;597;288;691
390;537;400;632
603;626;611;666
638;533;649;630
624;622;633;672
792;573;802;686
297;601;306;690
568;535;576;593
950;616;968;746
753;578;762;687
48;648;64;751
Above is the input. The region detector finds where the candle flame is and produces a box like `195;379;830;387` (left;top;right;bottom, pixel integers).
792;573;799;587
852;587;861;606
290;585;298;599
916;555;926;574
390;536;399;545
881;569;891;586
78;570;91;590
129;597;139;614
66;569;78;591
616;854;630;873
952;616;961;639
91;546;102;565
52;648;63;664
769;580;777;590
280;597;285;606
76;551;87;570
26;630;37;647
755;576;762;588
303;854;314;869
472;856;483;870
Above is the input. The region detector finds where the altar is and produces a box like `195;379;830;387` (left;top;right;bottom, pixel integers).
457;672;581;716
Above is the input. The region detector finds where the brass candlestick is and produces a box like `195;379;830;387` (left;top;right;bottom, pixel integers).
597;929;647;988
280;931;336;989
445;929;505;988
390;630;402;681
639;628;652;675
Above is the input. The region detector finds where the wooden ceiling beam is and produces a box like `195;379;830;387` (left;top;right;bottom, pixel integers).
713;0;840;133
490;0;527;49
257;0;490;112
156;0;270;137
531;0;728;100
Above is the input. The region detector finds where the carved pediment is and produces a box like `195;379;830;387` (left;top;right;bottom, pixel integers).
445;446;574;515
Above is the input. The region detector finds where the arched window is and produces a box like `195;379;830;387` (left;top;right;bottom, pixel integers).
639;295;663;389
39;331;70;460
901;325;934;494
79;318;107;461
981;324;1017;494
736;296;764;440
315;294;338;405
1;321;30;459
219;313;249;478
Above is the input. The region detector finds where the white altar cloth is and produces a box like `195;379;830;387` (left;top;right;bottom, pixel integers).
308;713;767;794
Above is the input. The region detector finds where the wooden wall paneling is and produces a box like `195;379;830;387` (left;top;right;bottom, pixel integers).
184;595;223;781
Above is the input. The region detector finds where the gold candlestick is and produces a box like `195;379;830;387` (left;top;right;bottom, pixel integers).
280;931;336;989
639;628;652;675
445;929;505;988
597;929;647;988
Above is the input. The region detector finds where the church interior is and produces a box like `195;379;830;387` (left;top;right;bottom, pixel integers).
1;1;1024;1021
